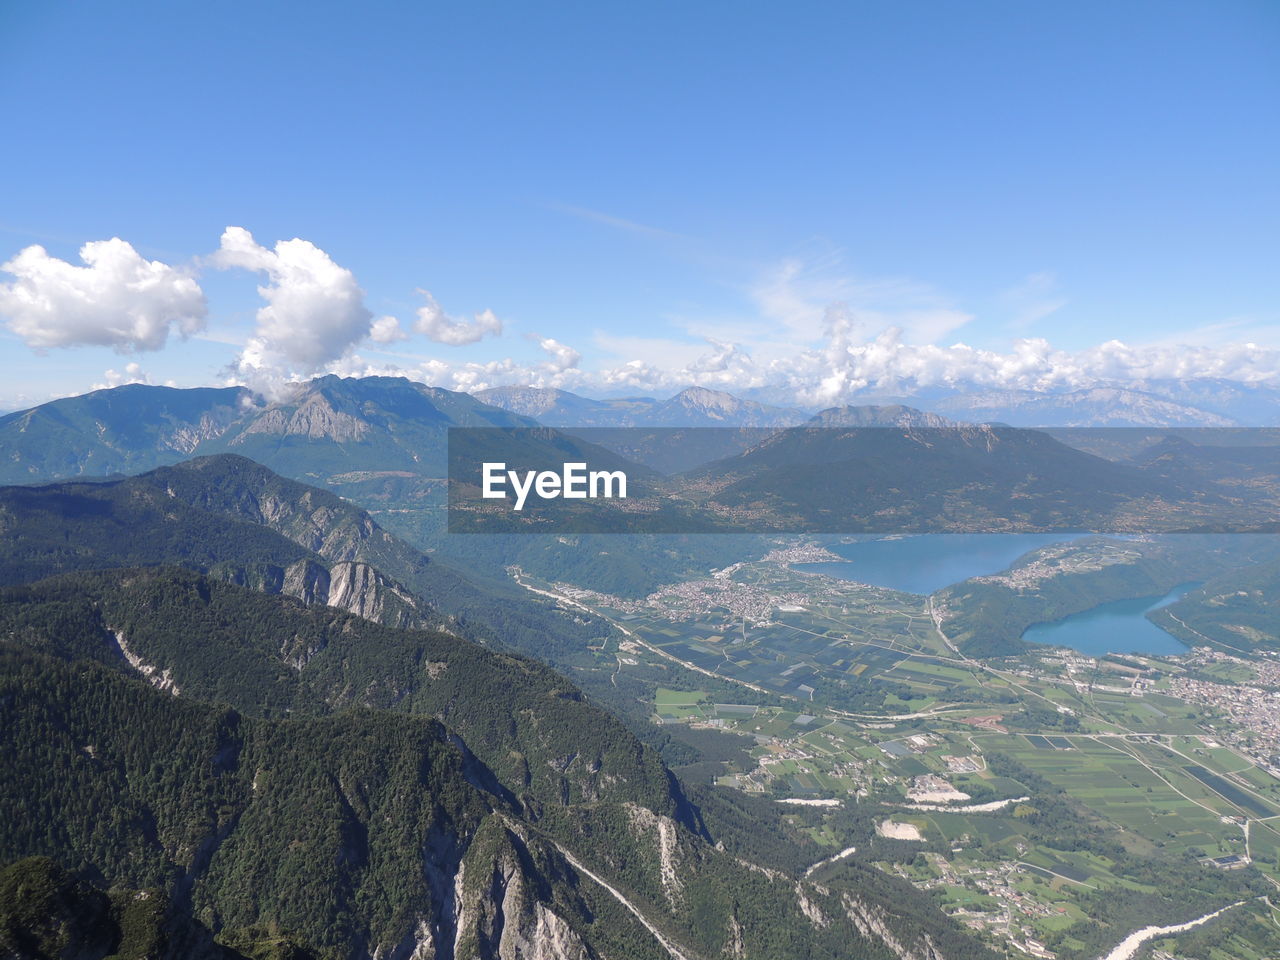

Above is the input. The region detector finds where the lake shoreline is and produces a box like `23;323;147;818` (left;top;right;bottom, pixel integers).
1022;582;1200;657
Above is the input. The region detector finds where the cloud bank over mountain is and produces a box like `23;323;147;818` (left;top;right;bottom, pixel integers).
3;228;1277;406
210;226;375;390
352;304;1280;406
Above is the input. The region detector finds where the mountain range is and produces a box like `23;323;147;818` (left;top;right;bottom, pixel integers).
7;378;1280;541
474;386;809;429
477;380;1280;428
0;376;534;486
4;374;1280;957
5;375;1280;497
928;386;1244;428
0;453;995;960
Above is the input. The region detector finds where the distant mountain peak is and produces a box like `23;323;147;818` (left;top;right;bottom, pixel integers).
661;385;777;419
476;383;806;427
932;385;1241;427
0;376;534;485
472;384;579;418
239;388;372;441
807;404;956;427
669;384;735;403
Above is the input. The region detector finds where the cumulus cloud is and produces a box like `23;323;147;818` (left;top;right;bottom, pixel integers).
537;336;581;371
782;332;1280;406
215;237;1280;406
11;231;1276;410
92;361;149;390
402;322;1280;407
413;290;503;345
212;226;373;383
323;353;408;380
401;336;583;393
0;238;206;352
369;315;408;343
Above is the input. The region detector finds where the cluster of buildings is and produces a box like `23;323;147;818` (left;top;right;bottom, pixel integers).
966;541;1141;592
760;543;843;564
551;573;812;624
643;577;810;623
1166;670;1280;761
889;852;1063;959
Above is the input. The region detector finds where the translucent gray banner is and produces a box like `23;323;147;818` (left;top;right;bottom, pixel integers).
446;426;1280;534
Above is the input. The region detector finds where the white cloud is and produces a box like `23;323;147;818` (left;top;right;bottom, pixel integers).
0;239;206;352
772;330;1280;407
399;322;1280;407
369;315;408;343
212;226;373;383
598;359;666;391
746;254;972;346
408;336;585;393
538;336;581;371
12;231;1276;411
92;361;149;391
323;353;408;380
208;238;1280;404
412;290;502;345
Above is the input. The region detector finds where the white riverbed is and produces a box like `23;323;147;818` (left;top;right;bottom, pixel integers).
1097;900;1247;960
891;795;1030;813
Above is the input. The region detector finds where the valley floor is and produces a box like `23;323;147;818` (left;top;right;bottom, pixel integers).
513;547;1280;960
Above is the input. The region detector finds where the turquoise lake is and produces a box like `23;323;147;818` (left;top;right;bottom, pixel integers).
794;534;1083;595
1022;584;1195;656
793;534;1192;656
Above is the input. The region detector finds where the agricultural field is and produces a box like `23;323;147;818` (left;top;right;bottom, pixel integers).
575;563;1003;717
519;549;1280;960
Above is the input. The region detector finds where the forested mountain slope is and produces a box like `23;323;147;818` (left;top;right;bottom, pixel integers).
0;383;251;483
0;376;532;486
0;569;996;960
0;454;615;664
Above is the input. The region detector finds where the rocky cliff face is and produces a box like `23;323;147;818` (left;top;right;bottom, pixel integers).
471;386;573;420
450;819;603;960
843;893;947;960
236;391;372;442
279;558;425;629
160;406;246;454
159;456;398;564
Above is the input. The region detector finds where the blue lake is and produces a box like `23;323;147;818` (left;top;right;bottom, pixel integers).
1022;584;1195;656
794;534;1083;595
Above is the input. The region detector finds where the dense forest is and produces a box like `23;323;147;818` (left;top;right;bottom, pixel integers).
0;560;995;959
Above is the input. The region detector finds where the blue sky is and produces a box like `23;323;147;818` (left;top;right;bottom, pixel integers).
0;0;1277;408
